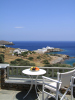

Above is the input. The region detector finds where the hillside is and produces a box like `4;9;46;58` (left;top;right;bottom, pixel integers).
0;47;70;67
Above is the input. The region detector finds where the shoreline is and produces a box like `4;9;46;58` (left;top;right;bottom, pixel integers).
0;46;74;66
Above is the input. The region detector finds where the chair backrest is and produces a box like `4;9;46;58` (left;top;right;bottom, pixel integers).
57;69;75;87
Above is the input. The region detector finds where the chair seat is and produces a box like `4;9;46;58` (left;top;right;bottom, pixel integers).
44;82;61;92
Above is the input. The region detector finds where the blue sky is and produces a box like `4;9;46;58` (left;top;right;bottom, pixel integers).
0;0;75;41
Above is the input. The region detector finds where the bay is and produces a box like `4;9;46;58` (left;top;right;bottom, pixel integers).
6;41;75;66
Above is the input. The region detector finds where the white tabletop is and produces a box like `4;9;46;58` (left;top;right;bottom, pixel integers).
22;68;46;76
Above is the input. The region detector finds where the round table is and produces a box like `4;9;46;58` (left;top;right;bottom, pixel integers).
22;68;46;76
22;68;46;99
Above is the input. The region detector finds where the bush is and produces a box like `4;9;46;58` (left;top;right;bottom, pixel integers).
73;63;75;67
37;56;41;59
10;59;35;66
44;63;72;67
28;57;34;60
0;54;4;63
43;60;50;64
30;63;35;66
44;64;52;67
32;51;36;54
10;60;17;65
28;51;32;54
18;60;30;66
15;59;23;61
21;51;28;57
14;53;18;56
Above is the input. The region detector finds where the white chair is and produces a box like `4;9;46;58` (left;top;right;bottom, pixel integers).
71;74;75;100
42;69;75;100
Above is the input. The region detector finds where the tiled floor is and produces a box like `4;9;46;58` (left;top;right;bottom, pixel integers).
0;89;75;100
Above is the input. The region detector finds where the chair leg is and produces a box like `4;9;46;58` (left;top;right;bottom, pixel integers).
42;91;44;100
56;91;59;100
71;86;73;100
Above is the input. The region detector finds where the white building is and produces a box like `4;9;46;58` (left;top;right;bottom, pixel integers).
34;46;54;54
13;48;28;54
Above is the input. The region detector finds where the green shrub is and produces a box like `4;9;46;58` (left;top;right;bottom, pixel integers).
10;60;17;65
15;59;23;61
0;54;4;63
37;56;41;59
18;60;30;66
73;63;75;67
14;53;18;56
21;52;28;57
43;60;50;64
28;51;32;54
30;63;35;66
44;64;52;67
28;57;34;60
10;59;35;66
32;51;36;54
44;63;72;67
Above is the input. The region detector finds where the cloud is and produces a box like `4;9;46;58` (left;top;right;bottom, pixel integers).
14;27;24;28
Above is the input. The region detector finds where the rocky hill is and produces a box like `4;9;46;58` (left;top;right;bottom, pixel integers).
0;40;14;45
0;47;70;66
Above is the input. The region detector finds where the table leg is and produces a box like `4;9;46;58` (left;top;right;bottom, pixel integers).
35;75;40;100
23;76;33;99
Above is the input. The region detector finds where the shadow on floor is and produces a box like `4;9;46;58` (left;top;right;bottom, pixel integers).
16;90;38;100
16;90;57;100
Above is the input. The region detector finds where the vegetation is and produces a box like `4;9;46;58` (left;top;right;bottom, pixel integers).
21;52;28;57
44;63;72;67
32;51;36;54
14;51;36;57
43;59;50;64
50;53;60;57
37;56;41;59
10;58;35;66
0;54;4;63
73;63;75;67
28;57;34;60
0;47;73;68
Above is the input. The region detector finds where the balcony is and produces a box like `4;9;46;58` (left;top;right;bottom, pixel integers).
0;65;75;100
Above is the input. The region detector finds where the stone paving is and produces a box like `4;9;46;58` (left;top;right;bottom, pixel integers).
0;89;75;100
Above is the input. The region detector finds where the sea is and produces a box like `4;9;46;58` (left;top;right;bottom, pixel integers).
6;41;75;66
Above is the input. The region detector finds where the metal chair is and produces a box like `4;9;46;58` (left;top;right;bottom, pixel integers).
42;69;75;100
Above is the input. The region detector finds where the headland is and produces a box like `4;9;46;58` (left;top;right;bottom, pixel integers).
0;40;14;45
0;46;71;67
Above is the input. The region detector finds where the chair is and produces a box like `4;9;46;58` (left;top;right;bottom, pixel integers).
42;69;75;100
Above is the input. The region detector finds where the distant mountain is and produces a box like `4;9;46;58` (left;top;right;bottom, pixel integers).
0;40;14;45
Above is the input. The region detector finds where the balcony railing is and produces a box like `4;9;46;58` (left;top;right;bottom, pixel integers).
7;66;74;79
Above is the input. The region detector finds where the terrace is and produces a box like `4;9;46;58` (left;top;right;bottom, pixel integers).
0;64;75;100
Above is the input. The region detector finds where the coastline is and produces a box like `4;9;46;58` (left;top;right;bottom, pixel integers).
1;41;75;66
0;46;71;66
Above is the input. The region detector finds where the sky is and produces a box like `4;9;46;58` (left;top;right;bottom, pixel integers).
0;0;75;41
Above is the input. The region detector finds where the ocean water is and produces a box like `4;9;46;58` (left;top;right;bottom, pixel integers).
6;41;75;66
